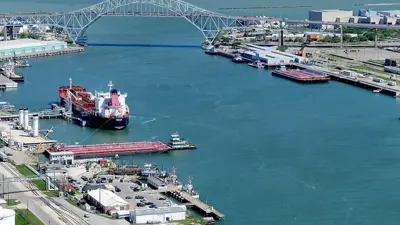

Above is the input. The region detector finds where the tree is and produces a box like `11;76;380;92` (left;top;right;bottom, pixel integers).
294;37;305;43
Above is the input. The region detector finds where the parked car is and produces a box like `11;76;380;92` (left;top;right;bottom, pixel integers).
157;197;166;200
126;196;132;199
136;203;145;207
135;195;144;199
149;204;157;209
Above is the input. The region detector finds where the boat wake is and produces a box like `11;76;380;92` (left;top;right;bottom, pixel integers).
142;118;157;125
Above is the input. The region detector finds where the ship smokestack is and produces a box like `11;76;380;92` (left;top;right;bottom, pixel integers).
23;108;29;130
18;108;24;126
32;114;39;137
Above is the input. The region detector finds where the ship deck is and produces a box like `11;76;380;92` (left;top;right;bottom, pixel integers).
49;141;171;157
272;69;330;83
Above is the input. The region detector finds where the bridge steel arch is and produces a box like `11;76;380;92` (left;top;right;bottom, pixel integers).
0;0;256;42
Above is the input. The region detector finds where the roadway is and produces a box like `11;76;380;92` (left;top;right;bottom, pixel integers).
0;162;91;225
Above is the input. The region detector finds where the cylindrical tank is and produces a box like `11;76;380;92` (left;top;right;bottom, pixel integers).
23;108;29;130
32;114;39;137
18;108;24;126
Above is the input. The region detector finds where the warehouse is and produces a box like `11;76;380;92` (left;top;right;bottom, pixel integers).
309;9;353;29
147;175;168;190
241;44;307;64
130;206;187;224
0;39;67;56
85;189;130;213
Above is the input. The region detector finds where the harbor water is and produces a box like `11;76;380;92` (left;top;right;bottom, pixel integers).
3;0;400;224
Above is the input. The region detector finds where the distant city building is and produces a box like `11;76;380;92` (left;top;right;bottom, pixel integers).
308;9;354;29
358;9;377;17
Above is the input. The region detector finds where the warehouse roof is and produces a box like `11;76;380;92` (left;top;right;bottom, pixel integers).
134;206;186;216
87;189;129;207
0;39;66;50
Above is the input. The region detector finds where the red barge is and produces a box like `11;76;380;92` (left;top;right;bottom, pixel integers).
272;69;330;83
48;142;171;159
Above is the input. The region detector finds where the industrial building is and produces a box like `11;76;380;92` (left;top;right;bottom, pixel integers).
241;44;307;64
85;189;130;213
45;151;74;165
130;206;187;224
377;10;400;17
308;9;353;29
0;39;67;57
358;9;378;17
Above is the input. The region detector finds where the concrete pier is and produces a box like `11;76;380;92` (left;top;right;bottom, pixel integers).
0;75;17;88
0;46;84;62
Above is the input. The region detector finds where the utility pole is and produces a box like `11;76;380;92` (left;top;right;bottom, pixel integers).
2;175;4;198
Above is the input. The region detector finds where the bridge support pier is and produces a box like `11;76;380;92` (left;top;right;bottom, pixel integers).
279;21;284;47
339;25;343;48
374;28;378;48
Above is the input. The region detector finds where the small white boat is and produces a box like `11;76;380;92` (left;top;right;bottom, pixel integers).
248;60;264;69
373;89;382;93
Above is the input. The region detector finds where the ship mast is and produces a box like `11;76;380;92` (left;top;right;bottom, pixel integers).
108;81;113;92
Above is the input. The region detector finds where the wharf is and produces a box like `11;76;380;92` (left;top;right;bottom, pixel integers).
296;64;400;96
0;111;62;120
0;47;84;62
0;75;17;88
0;120;56;148
149;184;224;220
272;69;330;83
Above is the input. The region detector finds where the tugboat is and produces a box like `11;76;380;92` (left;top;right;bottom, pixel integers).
232;54;245;63
1;60;24;82
248;60;265;69
205;47;218;55
168;132;196;150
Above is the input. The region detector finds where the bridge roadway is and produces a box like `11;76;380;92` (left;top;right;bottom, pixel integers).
3;11;400;30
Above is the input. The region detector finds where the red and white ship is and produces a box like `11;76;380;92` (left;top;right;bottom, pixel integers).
58;78;130;130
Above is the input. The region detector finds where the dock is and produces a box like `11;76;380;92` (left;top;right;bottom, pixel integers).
0;111;62;120
0;75;17;89
0;46;84;62
296;64;400;96
272;69;330;83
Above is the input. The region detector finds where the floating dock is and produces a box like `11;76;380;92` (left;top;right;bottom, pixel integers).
0;75;17;88
48;142;171;158
272;69;330;83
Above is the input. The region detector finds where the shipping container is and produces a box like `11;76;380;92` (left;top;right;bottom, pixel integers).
372;77;384;83
307;33;321;41
384;66;400;75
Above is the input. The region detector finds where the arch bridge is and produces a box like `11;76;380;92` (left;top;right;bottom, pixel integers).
0;0;269;42
1;0;400;44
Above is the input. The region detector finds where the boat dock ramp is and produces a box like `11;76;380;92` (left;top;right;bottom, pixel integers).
296;64;400;96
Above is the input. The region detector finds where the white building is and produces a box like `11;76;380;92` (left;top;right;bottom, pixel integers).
130;206;187;224
0;39;68;57
309;9;353;29
147;176;168;190
0;206;15;225
86;189;130;213
45;151;74;165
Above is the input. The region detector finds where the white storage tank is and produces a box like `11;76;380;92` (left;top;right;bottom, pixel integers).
18;108;24;126
23;108;29;130
32;114;39;137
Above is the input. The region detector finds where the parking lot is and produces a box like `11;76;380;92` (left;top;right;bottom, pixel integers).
66;171;176;210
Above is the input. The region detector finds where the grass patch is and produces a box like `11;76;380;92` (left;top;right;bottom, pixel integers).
352;65;385;74
66;199;80;208
7;199;19;206
15;209;44;225
44;191;59;197
276;46;289;52
15;165;35;176
15;165;47;191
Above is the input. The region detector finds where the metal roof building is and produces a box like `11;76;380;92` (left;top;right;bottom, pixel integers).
0;39;67;56
86;189;130;213
130;206;187;224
